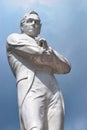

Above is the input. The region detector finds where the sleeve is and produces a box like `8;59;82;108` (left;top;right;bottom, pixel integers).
31;48;71;74
49;49;71;74
7;33;45;55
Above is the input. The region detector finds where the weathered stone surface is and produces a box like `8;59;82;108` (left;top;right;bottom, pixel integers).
6;10;71;130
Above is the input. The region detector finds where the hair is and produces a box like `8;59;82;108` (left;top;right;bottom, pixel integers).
29;10;39;16
20;11;40;28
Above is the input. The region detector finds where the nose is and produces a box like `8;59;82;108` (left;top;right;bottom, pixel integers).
32;20;35;25
31;20;36;28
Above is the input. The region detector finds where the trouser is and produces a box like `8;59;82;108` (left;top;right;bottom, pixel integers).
17;73;65;130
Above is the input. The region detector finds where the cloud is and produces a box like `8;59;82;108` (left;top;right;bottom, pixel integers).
2;125;19;130
2;0;59;9
65;118;87;130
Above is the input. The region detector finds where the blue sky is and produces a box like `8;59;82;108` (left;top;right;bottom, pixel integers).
0;0;87;130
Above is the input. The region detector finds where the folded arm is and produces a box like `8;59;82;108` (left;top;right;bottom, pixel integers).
7;33;71;74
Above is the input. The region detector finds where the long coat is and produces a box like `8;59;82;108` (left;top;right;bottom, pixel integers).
6;33;71;108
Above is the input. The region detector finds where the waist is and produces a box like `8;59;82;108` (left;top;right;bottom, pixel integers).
35;66;53;74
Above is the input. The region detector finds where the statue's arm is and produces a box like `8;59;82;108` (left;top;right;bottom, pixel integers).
7;34;71;74
48;48;71;74
7;33;45;55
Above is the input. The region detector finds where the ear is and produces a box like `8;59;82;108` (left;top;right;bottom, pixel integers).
38;24;42;35
39;23;42;30
20;25;24;33
40;23;42;28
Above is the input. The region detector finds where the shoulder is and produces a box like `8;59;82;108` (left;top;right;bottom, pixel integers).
7;33;37;46
7;33;29;41
7;33;20;40
7;33;21;44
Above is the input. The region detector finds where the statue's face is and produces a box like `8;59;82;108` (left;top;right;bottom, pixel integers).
21;13;41;37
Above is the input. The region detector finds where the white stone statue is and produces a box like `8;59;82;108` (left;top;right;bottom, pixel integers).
6;11;71;130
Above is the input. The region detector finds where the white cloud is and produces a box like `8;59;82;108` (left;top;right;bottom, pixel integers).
3;0;59;8
2;125;19;130
65;118;87;130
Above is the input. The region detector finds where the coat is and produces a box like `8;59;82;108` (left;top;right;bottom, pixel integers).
6;33;71;107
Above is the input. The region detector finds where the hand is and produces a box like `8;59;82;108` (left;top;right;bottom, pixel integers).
46;46;53;55
38;38;48;50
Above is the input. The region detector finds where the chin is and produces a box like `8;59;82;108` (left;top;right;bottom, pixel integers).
30;32;39;37
26;33;37;38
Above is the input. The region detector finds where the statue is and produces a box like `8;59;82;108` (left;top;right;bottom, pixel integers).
6;11;71;130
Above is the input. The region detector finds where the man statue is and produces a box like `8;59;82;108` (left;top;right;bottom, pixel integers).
6;11;71;130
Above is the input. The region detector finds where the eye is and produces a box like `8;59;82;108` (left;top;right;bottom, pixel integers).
27;18;33;23
35;20;40;25
26;18;40;25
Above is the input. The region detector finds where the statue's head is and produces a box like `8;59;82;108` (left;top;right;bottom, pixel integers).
20;11;42;38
